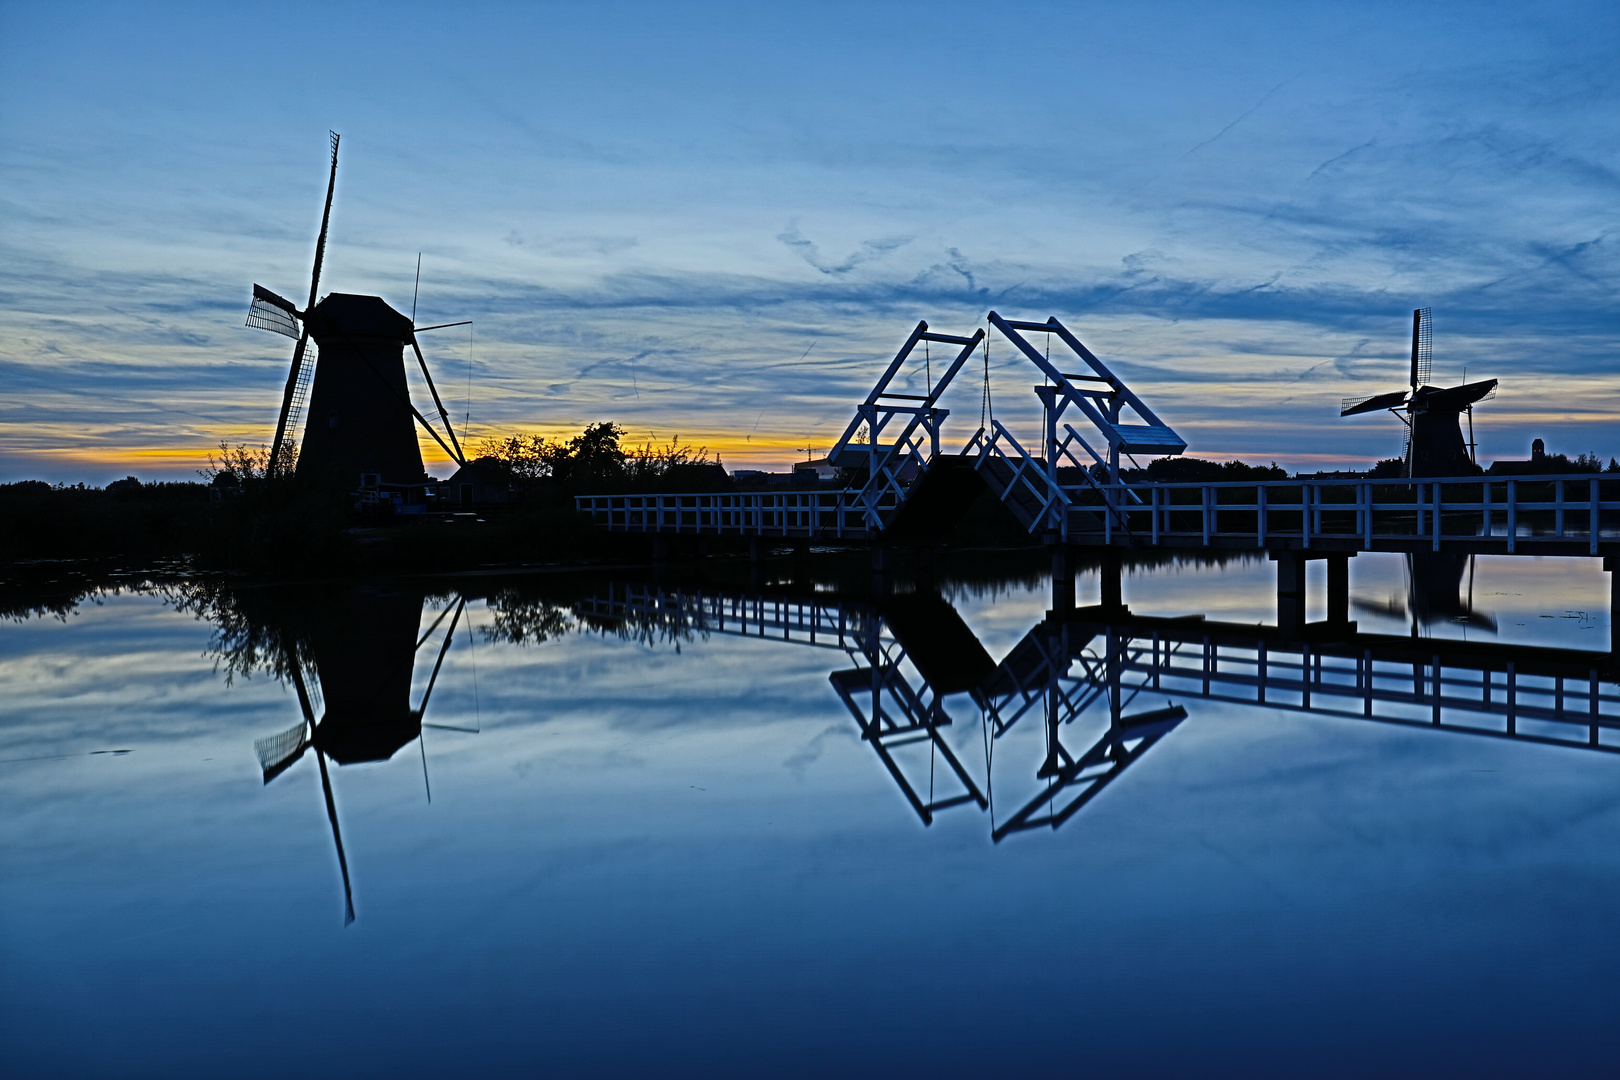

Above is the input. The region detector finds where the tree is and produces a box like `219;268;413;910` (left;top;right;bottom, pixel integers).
564;422;627;486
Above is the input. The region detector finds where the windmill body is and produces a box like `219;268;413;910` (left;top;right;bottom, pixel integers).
252;585;475;924
1340;308;1497;478
305;585;426;763
297;294;427;487
1404;380;1497;477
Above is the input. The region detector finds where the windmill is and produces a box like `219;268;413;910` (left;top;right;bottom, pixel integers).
253;590;478;924
1339;308;1497;477
245;132;468;486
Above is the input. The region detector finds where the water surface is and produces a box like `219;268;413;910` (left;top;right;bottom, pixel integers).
2;553;1617;1077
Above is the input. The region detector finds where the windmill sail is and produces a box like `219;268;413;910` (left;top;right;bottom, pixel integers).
1410;306;1432;390
266;131;341;479
254;720;310;784
247;285;302;338
1340;389;1410;417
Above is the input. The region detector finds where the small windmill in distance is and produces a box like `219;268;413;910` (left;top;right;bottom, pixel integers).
1339;308;1497;477
245;132;468;489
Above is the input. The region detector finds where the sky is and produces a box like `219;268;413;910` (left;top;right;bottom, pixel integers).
1;0;1616;482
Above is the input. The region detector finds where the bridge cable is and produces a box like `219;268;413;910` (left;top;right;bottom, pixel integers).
980;331;994;431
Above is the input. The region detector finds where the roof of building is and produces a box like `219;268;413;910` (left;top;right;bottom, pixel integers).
306;293;415;342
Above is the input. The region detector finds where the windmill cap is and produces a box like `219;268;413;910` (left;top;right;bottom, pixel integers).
307;293;415;342
1411;378;1497;410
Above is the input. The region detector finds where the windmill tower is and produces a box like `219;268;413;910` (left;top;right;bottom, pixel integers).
253;589;477;924
1340;308;1497;477
246;132;466;486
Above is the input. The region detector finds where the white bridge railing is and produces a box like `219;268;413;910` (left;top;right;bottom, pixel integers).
575;489;869;537
576;473;1620;551
1072;473;1620;552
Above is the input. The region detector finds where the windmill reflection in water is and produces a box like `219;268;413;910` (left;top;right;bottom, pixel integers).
253;589;478;924
239;573;1617;922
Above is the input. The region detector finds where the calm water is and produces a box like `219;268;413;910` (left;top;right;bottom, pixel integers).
2;552;1617;1078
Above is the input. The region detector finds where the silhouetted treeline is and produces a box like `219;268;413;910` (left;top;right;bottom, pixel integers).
1130;457;1290;483
0;470;648;575
474;422;728;494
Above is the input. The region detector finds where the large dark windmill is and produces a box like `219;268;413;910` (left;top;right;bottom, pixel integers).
246;132;468;486
1340;308;1497;478
253;589;478;924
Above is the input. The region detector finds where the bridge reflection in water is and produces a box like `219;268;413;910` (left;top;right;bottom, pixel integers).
576;579;1620;843
232;572;1619;922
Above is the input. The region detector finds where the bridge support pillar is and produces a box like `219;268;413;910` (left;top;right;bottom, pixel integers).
1326;553;1352;626
749;536;764;564
914;545;936;592
1050;544;1075;611
651;535;670;565
1276;551;1307;634
1099;549;1123;613
871;544;892;593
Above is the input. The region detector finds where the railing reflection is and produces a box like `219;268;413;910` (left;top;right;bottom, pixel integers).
581;580;1619;844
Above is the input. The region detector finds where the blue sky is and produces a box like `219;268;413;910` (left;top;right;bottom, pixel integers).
1;0;1616;481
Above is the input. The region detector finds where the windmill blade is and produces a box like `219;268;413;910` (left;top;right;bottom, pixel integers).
258;662;319;782
1340;390;1410;417
415;600;457;651
254;721;310;784
306;132;340;313
315;749;356;926
269;132;340;479
1410;307;1431;391
268;330;311;476
247;284;302;338
1452;610;1498;632
289;663;319;727
416;597;465;717
1352;594;1408;619
419;727;431;805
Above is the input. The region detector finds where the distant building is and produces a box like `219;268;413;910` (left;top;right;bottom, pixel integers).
792;457;837;483
1489;438;1555;476
443;461;513;505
